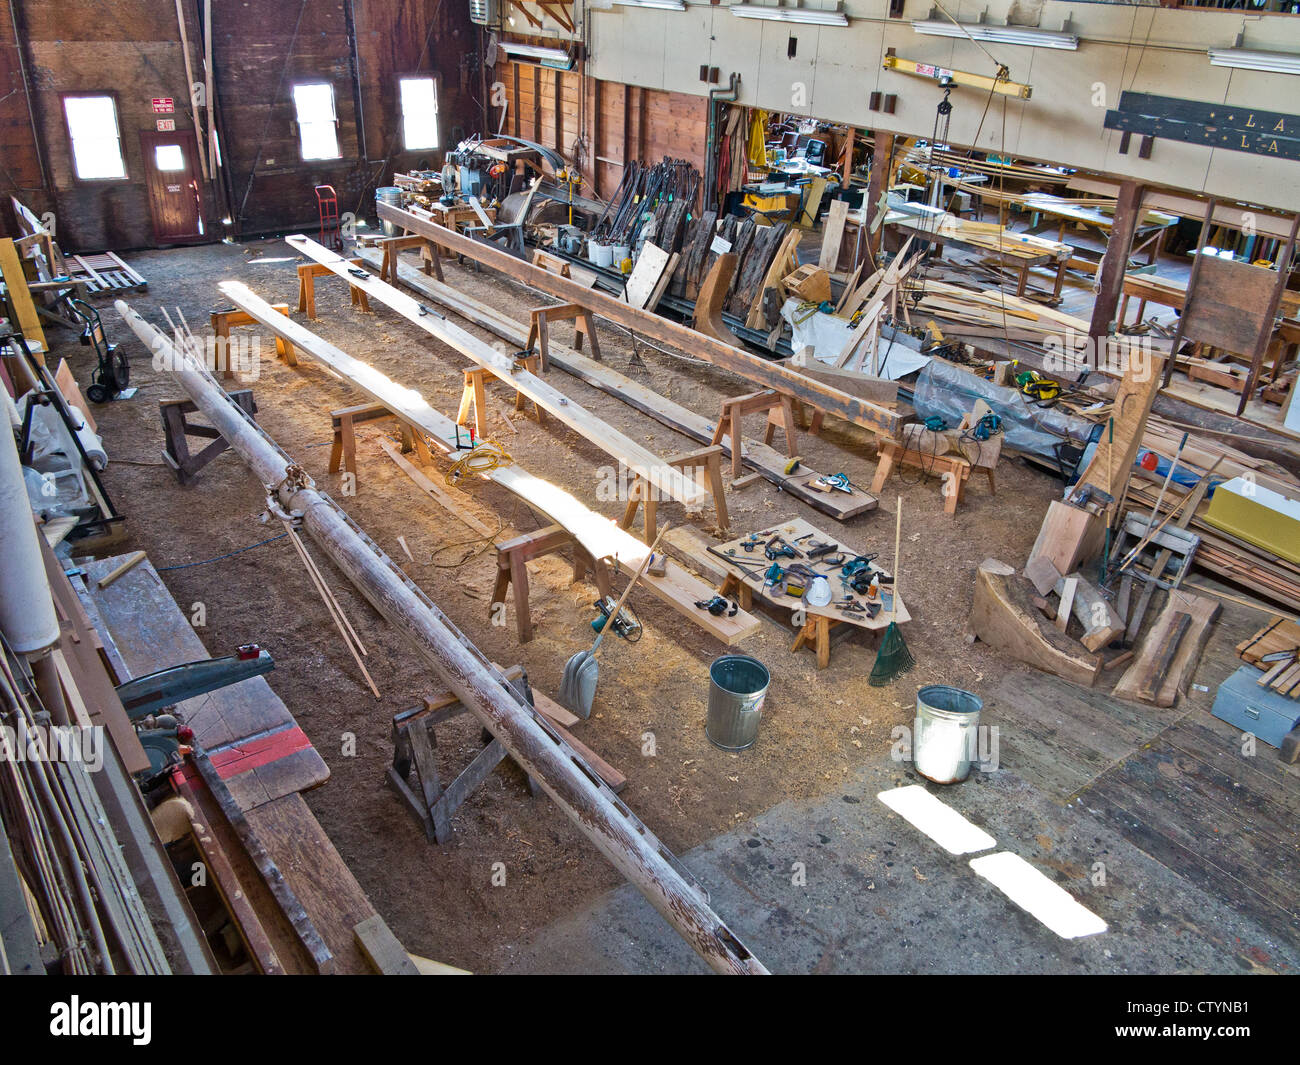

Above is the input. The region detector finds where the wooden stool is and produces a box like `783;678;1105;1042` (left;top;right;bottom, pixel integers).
455;359;545;441
711;389;798;479
210;304;294;380
328;402;433;482
525;302;601;372
296;260;371;320
491;524;612;644
619;444;730;543
378;234;443;285
870;438;995;517
160;390;257;484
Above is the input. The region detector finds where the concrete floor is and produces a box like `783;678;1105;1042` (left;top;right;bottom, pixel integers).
499;750;1296;975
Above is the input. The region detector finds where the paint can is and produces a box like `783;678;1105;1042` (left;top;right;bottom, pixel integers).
588;241;613;268
706;655;769;751
914;685;983;784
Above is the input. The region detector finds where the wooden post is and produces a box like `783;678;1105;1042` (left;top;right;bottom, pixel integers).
1161;197;1217;388
866;131;895;263
116;301;768;977
1236;212;1300;416
1089;180;1145;345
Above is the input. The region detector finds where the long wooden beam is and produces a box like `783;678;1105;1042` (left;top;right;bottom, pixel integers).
374;203;902;437
217;281;759;646
354;246;878;520
116;299;767;975
285;234;706;508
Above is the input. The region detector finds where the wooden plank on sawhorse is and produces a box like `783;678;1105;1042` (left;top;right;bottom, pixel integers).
711;389;798;479
525;301;601;371
491;523;612;643
328;401;433;485
620;444;730;543
211;302;295;380
455;358;546;441
297;260;371;320
377;234;443;285
159;389;257;484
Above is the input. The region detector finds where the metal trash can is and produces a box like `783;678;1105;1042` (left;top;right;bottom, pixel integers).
376;187;403;236
706;655;769;751
914;685;983;784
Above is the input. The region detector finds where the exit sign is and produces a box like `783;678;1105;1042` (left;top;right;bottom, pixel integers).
156;118;175;131
152;98;174;113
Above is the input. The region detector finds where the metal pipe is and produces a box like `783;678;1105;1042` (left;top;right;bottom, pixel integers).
115;301;768;975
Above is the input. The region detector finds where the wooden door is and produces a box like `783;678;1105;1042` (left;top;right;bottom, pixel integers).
140;130;204;244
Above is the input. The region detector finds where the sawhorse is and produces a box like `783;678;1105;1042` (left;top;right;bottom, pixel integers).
211;304;295;380
711;389;799;479
160;390;257;484
378;234;443;285
619;444;730;542
525;302;600;372
491;524;612;644
455;358;546;441
328;402;433;484
297;260;371;320
388;666;542;843
870;438;994;517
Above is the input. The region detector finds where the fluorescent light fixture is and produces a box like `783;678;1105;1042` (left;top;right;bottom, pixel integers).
731;3;848;27
1209;47;1300;75
912;19;1078;50
614;0;686;8
878;786;997;856
970;853;1108;939
498;40;575;69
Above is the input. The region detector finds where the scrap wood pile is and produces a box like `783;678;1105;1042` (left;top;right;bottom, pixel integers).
1237;617;1300;699
905;279;1089;340
668;211;796;332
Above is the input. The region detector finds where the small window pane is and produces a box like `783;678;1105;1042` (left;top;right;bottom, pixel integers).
292;84;340;161
399;77;439;151
64;96;126;180
154;144;186;171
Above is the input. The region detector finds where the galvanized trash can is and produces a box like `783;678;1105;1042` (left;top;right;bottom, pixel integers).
706;655;770;751
376;187;403;236
914;685;983;784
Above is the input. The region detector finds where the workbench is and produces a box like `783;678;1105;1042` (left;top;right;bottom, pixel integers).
710;517;911;669
883;214;1071;300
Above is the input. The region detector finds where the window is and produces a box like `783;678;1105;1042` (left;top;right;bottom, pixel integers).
399;76;439;151
63;95;126;180
292;83;340;161
154;144;186;172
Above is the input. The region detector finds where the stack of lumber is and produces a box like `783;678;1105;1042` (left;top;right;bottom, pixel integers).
1237;617;1300;699
1124;423;1300;612
908;279;1089;340
669;213;793;331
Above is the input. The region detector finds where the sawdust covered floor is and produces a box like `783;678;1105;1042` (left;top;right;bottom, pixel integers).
59;239;1058;971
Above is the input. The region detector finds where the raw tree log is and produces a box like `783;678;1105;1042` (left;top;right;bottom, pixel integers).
971;559;1101;687
115;300;768;976
375;202;900;437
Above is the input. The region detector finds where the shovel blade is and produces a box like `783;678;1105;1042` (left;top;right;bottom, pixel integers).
558;651;598;719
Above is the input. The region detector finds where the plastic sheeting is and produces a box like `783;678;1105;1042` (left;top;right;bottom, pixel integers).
911;359;1100;461
782;299;932;381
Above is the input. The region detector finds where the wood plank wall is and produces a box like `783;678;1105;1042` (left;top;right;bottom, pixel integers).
0;0;480;248
496;59;708;204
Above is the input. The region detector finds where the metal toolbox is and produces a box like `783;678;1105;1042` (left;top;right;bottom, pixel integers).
1211;665;1300;748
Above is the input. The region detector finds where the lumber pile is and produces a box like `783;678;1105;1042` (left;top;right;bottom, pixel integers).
1112;590;1219;707
1237;617;1300;699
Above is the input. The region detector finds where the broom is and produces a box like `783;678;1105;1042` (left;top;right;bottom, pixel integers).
869;495;915;686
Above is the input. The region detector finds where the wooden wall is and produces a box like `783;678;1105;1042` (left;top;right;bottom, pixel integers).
496;58;708;204
0;0;480;249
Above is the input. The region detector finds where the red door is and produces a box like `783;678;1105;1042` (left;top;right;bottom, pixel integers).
139;130;205;244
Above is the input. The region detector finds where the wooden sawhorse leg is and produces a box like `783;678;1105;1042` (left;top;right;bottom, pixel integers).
491;525;611;644
718;573;753;612
790;614;834;670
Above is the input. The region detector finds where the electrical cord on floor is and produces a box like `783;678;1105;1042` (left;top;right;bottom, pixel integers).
156;533;290;572
445;440;512;487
